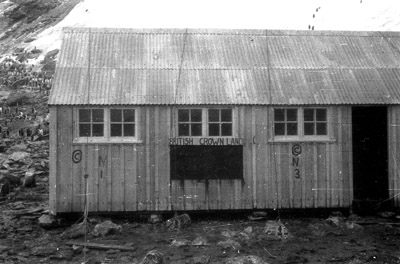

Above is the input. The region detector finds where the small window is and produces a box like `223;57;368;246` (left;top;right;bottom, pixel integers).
208;109;233;136
304;108;327;136
79;109;104;137
274;108;298;136
110;109;135;137
178;109;202;136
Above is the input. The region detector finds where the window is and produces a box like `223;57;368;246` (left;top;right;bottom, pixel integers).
273;107;329;140
76;108;139;142
110;109;135;137
274;108;298;136
177;108;234;137
208;109;232;136
304;108;327;136
79;109;104;137
178;109;202;136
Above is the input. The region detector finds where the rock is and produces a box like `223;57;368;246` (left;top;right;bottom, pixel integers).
264;220;289;240
38;214;62;229
222;255;268;264
140;250;164;264
166;213;191;231
8;151;30;161
61;222;91;239
171;238;191;247
347;213;361;221
148;214;163;224
72;245;83;255
92;220;122;237
191;236;208;246
345;221;364;230
244;226;253;233
221;230;237;238
217;239;241;250
326;216;344;227
191;255;211;264
22;169;36;187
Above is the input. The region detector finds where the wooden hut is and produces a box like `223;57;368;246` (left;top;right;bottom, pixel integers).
49;28;400;214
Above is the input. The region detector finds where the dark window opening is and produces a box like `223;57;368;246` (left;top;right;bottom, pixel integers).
274;108;298;136
208;109;232;136
170;146;243;180
79;109;104;137
178;109;202;136
304;108;327;136
110;109;135;137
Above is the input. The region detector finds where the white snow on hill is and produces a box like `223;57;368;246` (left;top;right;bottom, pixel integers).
28;0;400;57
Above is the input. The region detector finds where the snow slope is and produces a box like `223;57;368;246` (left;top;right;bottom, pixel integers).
28;0;400;56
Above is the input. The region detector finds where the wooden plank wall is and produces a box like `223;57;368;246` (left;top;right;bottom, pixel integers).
389;106;400;207
51;105;353;213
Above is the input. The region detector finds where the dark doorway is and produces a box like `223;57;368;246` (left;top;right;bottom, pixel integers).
352;106;388;203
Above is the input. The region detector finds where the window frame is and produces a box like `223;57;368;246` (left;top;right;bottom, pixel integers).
175;107;237;138
74;107;140;143
272;106;333;142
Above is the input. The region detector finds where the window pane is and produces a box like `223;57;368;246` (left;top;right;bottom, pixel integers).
221;123;232;136
221;109;232;122
274;109;285;121
286;109;297;121
208;109;219;122
304;109;314;122
111;124;122;137
287;122;298;135
191;124;202;136
123;109;135;122
316;109;327;121
92;124;104;136
304;123;314;135
178;124;189;136
124;124;135;137
316;123;327;135
178;109;189;122
274;123;285;135
191;109;202;122
209;124;220;136
110;109;122;122
79;109;91;122
92;109;104;122
79;124;91;137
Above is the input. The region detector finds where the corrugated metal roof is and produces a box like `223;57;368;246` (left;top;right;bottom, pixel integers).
49;28;400;105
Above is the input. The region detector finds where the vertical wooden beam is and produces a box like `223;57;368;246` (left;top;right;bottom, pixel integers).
251;107;257;208
145;108;151;210
49;107;58;214
313;143;318;208
154;106;159;210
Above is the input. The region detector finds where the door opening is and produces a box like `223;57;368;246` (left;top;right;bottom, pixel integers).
352;106;388;208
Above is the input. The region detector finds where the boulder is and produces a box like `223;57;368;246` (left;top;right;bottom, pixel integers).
264;220;289;240
148;214;163;224
38;214;62;229
166;213;191;231
140;250;164;264
191;236;208;246
8;151;30;162
92;220;122;237
22;169;36;187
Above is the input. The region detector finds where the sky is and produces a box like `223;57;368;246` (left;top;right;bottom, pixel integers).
29;0;400;54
